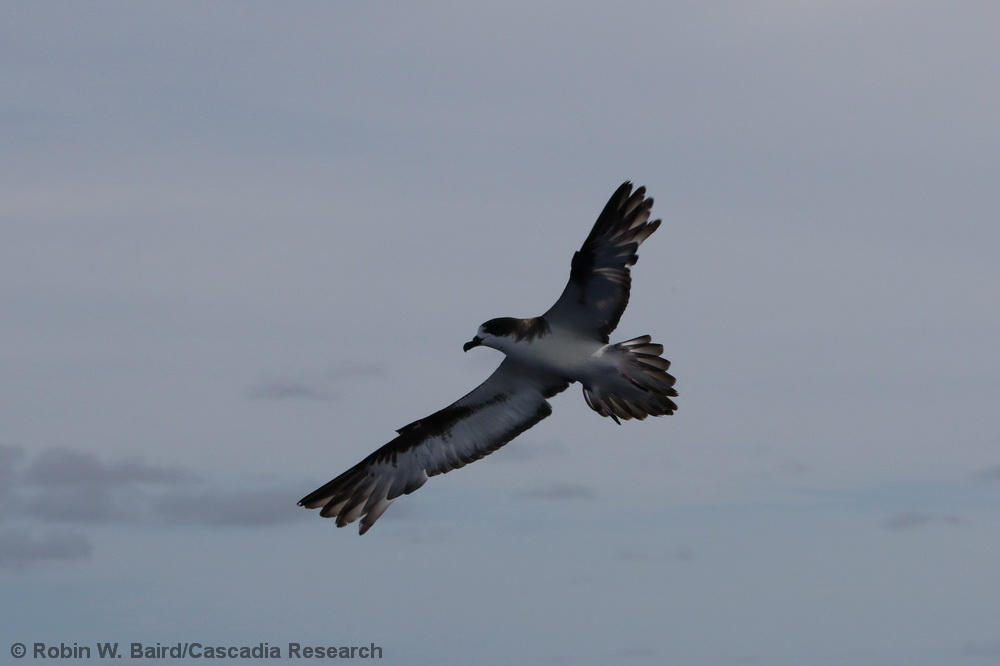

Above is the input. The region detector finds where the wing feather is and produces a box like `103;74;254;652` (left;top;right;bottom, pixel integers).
544;182;661;340
299;360;569;534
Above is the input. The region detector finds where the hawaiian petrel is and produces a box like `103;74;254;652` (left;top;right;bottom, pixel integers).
300;182;677;534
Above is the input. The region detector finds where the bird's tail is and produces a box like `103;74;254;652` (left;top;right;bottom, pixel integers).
582;335;677;424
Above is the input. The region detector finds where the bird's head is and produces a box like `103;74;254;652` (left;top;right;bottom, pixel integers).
463;317;518;353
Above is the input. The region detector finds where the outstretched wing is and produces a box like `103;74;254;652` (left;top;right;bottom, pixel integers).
299;360;569;534
543;182;661;341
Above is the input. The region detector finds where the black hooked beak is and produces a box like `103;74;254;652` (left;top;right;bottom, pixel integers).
463;336;483;352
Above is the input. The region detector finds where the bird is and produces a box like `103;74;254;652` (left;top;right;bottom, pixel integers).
299;182;677;534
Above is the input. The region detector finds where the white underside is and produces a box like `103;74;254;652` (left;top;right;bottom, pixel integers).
486;327;619;387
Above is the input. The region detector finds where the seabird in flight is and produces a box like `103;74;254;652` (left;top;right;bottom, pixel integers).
299;182;677;534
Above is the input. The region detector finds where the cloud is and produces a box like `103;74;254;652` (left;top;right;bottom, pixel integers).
881;512;966;531
246;378;339;401
492;437;568;463
246;363;386;402
751;459;811;480
0;445;313;570
25;486;136;524
517;483;597;500
3;445;309;525
618;646;659;661
970;465;1000;482
0;527;92;571
0;444;26;508
151;487;304;527
0;443;27;468
23;447;194;486
615;546;696;564
2;445;198;525
962;640;1000;657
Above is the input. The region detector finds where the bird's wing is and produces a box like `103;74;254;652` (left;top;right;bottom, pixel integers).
543;182;661;341
299;360;569;534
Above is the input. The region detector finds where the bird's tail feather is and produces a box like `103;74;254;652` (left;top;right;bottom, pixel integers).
582;335;677;424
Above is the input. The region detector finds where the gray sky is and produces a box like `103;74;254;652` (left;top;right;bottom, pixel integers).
3;2;999;664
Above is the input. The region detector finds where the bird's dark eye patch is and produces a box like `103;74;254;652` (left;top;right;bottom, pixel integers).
482;317;518;336
483;317;551;341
